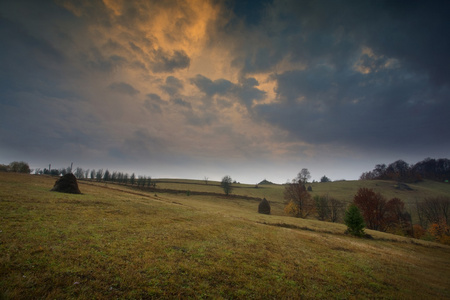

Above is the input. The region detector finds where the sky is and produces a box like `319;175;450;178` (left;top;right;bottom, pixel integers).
1;0;449;184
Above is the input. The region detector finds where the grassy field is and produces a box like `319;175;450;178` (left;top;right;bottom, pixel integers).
152;178;450;221
1;173;449;299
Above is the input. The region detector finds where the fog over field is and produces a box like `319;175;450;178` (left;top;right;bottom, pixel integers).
1;0;449;183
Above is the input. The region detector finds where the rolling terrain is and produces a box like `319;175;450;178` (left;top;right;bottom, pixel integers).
1;173;449;299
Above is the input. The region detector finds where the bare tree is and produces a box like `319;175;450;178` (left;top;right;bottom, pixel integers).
314;195;330;221
297;168;311;184
74;167;84;179
329;198;343;223
417;197;450;226
313;194;343;222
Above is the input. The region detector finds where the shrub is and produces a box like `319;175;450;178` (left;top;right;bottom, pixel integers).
428;221;450;245
258;198;271;214
284;201;301;217
221;175;233;195
413;224;426;239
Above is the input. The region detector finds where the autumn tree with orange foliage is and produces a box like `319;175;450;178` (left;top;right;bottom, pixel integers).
428;221;450;245
416;197;450;244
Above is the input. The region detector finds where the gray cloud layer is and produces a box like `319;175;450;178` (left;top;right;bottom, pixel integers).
1;0;449;182
225;0;450;153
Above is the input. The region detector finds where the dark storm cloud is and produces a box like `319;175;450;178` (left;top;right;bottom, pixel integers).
255;64;450;151
224;0;450;153
228;0;273;27
146;93;163;101
151;49;190;73
160;76;184;96
190;74;265;107
228;0;450;83
361;1;450;87
190;75;233;97
81;48;128;72
172;98;192;109
144;93;165;114
108;82;140;96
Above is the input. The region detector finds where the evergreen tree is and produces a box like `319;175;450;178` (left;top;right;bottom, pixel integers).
345;204;366;237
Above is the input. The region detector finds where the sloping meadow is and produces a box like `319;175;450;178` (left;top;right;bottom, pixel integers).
1;173;449;299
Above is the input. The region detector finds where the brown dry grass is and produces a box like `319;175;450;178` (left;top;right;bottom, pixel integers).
1;173;449;299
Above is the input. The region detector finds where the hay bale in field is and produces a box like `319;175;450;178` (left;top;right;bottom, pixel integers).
51;173;81;194
258;198;271;215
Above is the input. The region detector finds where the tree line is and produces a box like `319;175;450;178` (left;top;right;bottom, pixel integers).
74;168;155;188
29;164;156;188
360;158;450;183
0;161;31;173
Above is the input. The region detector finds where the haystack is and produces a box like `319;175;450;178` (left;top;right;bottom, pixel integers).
258;198;271;214
51;173;81;194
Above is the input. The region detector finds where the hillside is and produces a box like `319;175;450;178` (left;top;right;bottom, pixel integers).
1;173;449;299
147;177;450;220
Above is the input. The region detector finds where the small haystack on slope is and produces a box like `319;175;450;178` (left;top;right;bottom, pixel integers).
258;198;271;215
51;173;81;194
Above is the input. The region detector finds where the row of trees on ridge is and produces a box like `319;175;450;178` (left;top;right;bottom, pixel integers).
360;158;450;183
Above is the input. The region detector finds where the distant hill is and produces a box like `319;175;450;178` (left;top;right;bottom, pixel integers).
258;179;274;185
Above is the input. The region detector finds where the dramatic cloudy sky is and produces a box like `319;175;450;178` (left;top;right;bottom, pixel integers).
1;0;449;183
